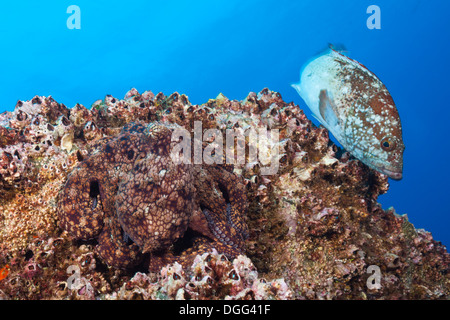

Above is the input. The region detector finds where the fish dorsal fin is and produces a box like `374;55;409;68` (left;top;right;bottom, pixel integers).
319;89;339;130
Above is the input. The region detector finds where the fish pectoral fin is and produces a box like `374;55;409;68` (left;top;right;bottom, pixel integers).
311;114;322;124
319;89;339;129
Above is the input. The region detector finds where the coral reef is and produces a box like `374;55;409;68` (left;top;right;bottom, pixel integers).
104;250;291;300
0;88;448;299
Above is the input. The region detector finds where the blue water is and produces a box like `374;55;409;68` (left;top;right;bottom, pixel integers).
0;1;449;247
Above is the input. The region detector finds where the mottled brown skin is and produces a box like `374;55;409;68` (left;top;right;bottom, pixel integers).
194;165;248;251
58;123;154;268
95;218;142;269
57;122;248;270
57;132;150;239
116;125;195;254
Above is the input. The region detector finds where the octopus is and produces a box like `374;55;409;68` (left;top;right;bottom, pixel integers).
57;122;248;271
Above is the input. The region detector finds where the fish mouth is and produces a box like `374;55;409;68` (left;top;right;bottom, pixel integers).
378;167;402;180
352;146;403;180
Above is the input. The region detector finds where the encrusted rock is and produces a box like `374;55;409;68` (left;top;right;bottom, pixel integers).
0;88;448;299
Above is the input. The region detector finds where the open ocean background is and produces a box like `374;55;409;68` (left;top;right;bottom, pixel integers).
0;1;449;247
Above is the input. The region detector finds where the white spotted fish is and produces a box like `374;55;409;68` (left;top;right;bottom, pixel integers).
292;47;404;180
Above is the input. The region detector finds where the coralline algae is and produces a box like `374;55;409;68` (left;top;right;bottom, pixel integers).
0;89;448;300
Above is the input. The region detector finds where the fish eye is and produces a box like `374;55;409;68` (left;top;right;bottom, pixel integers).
380;137;396;151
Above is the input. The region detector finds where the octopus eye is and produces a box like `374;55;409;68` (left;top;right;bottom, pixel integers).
380;137;396;152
